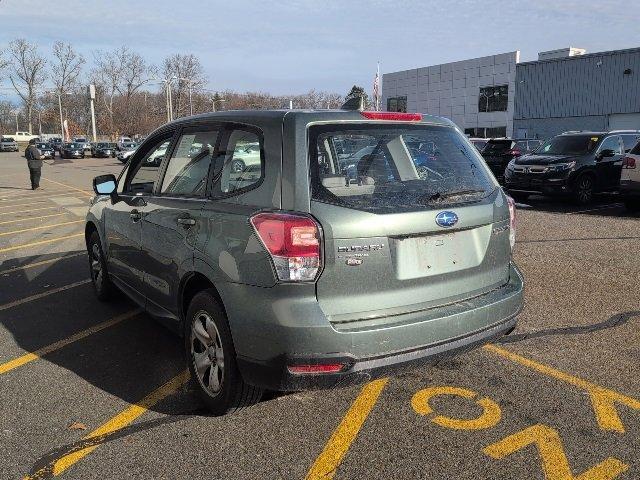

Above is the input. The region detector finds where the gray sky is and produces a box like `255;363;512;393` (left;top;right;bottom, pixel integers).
1;0;640;96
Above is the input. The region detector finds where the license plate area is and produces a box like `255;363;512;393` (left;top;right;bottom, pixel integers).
392;227;490;280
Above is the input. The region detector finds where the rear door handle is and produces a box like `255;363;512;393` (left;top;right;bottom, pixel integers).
177;217;196;227
130;209;142;222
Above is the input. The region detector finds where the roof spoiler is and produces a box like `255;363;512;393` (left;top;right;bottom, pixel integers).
340;96;365;111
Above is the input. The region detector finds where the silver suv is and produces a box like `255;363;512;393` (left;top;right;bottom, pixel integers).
87;109;524;414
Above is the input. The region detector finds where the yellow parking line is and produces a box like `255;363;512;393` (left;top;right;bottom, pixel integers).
0;252;85;274
0;212;68;225
0;220;83;237
0;206;61;216
0;199;50;209
0;192;85;206
0;279;91;311
0;190;68;201
484;344;640;433
42;177;93;197
24;370;190;479
305;378;388;480
0;233;84;254
0;309;141;375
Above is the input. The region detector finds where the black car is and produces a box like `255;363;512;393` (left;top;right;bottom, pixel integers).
504;130;640;204
60;142;86;159
91;142;117;158
481;138;543;182
49;137;63;152
35;142;55;159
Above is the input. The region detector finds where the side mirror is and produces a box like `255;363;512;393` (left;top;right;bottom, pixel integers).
597;149;616;160
93;174;117;195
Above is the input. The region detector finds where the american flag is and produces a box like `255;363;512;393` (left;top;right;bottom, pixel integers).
372;63;380;111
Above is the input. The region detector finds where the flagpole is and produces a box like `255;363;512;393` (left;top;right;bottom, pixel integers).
377;62;380;111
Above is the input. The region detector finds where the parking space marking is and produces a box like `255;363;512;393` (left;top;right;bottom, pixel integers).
0;252;85;274
411;386;502;430
0;193;84;206
0;220;83;237
484;345;640;433
0;212;68;226
0;206;61;217
41;178;93;197
0;199;50;210
0;309;141;375
0;190;68;201
483;424;628;479
0;233;84;254
24;370;190;479
0;279;90;311
305;378;388;480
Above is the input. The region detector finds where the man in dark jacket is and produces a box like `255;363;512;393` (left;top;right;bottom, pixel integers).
25;138;43;190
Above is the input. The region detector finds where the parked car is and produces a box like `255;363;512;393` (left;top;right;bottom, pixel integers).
117;144;139;163
117;136;133;151
35;142;55;159
73;137;92;153
620;140;640;212
49;137;63;152
60;142;86;159
504;130;640;204
14;131;39;142
469;137;488;151
481;138;542;182
86;109;523;414
0;136;19;152
91;142;117;158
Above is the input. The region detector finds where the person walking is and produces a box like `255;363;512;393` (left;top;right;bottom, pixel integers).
25;138;43;190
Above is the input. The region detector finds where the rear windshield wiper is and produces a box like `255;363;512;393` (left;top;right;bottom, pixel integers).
423;188;486;203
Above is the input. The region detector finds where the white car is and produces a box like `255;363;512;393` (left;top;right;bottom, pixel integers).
73;137;92;153
117;136;133;151
117;146;138;163
620;141;640;212
14;131;39;142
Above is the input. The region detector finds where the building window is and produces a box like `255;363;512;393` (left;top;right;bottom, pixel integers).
387;96;407;113
463;126;507;138
478;85;508;112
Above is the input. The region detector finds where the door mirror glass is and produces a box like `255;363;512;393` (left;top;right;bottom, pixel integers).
93;174;117;195
597;149;616;159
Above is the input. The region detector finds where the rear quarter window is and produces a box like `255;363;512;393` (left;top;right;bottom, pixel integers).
309;123;495;214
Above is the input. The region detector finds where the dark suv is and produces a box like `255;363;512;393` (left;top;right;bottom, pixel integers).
86;110;523;414
481;138;543;182
504;130;640;204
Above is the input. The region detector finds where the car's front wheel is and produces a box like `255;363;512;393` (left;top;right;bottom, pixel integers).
573;174;594;205
185;290;263;415
230;159;245;173
87;230;114;301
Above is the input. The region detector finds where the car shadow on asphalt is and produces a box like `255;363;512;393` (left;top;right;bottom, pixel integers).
517;194;638;217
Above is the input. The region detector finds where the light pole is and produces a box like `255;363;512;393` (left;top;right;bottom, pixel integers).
14;110;19;131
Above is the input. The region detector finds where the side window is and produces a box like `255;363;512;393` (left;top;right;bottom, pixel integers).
126;136;173;194
598;136;622;155
621;134;640;153
117;164;130;193
216;127;263;195
160;129;219;196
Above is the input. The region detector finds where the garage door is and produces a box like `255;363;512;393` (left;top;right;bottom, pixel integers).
608;113;640;130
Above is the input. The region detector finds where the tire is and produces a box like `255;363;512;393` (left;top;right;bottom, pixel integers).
572;174;594;205
87;230;114;301
624;198;640;212
230;159;245;173
509;193;530;203
185;289;263;415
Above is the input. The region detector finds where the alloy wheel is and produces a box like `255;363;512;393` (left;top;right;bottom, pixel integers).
191;311;225;397
90;243;103;289
577;177;593;203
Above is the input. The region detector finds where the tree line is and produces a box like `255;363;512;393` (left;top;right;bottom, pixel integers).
0;39;355;140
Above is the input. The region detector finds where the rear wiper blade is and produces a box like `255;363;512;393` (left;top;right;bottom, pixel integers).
424;188;486;203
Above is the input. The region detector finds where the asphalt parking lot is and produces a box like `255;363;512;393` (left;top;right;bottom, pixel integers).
0;149;638;479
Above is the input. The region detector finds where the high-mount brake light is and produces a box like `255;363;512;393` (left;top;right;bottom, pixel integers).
506;195;517;251
250;212;321;282
360;111;423;121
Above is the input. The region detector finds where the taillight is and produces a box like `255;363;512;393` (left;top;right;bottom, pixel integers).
360;111;423;121
623;156;636;169
508;149;522;156
250;212;321;282
506;195;516;251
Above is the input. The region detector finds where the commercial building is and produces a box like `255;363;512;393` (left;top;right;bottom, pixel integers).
383;46;640;140
381;51;519;138
513;47;640;139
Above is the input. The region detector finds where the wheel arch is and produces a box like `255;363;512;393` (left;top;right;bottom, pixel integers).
179;272;228;329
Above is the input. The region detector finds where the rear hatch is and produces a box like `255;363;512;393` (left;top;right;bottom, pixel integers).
309;122;511;325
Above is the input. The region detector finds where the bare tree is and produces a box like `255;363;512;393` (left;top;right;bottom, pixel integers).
7;39;47;133
52;41;85;95
162;54;207;117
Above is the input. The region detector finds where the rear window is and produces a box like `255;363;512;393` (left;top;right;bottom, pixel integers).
538;135;601;155
482;140;513;154
309;124;495;214
2;138;15;142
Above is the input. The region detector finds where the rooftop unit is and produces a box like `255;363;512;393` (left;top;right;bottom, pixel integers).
538;47;586;61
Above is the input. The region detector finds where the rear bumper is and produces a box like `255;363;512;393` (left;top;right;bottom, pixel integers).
228;262;524;391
